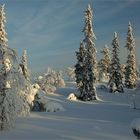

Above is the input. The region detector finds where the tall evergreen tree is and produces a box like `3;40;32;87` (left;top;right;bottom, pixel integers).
98;45;111;81
75;4;97;101
0;4;16;130
108;32;124;93
75;42;86;98
0;5;30;130
125;22;137;89
0;4;8;47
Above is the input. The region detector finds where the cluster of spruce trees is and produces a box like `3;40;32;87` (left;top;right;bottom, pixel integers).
75;4;137;101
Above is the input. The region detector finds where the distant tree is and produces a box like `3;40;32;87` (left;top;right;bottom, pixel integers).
98;45;111;82
108;32;124;93
65;67;75;81
46;68;65;88
75;4;98;101
20;50;30;81
54;70;65;88
125;22;137;89
35;67;65;93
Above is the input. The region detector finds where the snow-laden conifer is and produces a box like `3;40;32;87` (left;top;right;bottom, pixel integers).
125;22;137;89
0;4;8;47
75;4;97;101
0;5;30;130
108;32;124;93
20;50;30;81
75;42;86;98
98;45;111;82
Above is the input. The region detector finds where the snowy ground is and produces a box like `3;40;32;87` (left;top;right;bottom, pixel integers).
1;82;140;140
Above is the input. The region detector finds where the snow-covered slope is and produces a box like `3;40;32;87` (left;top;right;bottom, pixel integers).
0;82;140;140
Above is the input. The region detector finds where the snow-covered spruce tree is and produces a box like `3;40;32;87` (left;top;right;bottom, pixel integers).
0;5;30;130
18;51;32;113
75;4;97;101
125;22;137;89
0;5;8;47
120;64;126;83
18;49;32;113
75;41;86;98
20;49;30;81
138;61;140;77
108;32;124;93
98;45;111;82
0;4;16;130
0;52;16;130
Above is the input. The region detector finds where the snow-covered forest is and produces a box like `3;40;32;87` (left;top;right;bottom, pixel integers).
0;2;140;140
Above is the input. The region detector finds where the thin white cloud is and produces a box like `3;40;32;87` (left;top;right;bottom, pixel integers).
9;2;79;46
5;0;140;74
95;1;134;23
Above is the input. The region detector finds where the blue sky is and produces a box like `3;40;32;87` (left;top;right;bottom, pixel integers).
1;0;140;75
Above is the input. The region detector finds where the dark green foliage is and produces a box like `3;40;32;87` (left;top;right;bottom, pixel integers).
108;32;124;93
75;5;97;101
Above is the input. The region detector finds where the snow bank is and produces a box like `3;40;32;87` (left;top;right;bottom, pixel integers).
26;83;41;105
37;92;65;112
43;84;56;93
131;118;140;139
32;92;65;112
45;101;65;112
29;83;65;112
128;81;140;109
67;93;77;101
131;118;140;131
97;84;108;91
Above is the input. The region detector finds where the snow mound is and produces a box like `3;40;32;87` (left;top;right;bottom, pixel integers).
26;94;35;105
131;118;140;131
67;93;77;101
45;101;65;112
26;83;41;105
131;118;140;139
30;87;64;112
97;84;107;90
43;84;56;93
